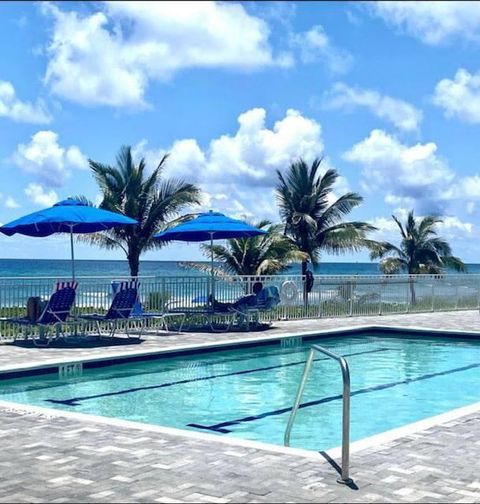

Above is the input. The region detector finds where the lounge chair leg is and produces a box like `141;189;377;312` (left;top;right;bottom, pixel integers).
33;326;50;347
154;317;166;335
136;319;145;339
96;320;102;338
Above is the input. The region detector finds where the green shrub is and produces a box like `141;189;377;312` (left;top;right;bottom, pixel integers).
147;291;171;311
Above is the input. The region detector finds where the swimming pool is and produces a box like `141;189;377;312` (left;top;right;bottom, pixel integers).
1;331;479;451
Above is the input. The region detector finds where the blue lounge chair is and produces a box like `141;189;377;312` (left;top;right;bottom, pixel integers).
131;303;186;334
204;284;280;331
7;281;78;346
234;285;281;330
80;280;139;338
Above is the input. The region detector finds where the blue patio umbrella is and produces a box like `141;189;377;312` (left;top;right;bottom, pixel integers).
155;211;266;297
0;198;137;278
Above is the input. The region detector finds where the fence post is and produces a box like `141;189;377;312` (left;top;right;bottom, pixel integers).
378;280;383;315
317;276;322;319
478;283;480;309
478;277;480;310
431;282;435;312
161;277;166;311
405;277;410;313
348;278;354;317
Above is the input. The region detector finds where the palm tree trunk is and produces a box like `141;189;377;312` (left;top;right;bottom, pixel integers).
408;264;416;306
128;247;141;278
409;277;416;306
302;260;308;308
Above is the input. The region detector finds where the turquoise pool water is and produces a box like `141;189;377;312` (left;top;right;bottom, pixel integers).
1;332;479;451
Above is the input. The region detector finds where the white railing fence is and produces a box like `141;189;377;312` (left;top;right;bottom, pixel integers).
0;273;479;340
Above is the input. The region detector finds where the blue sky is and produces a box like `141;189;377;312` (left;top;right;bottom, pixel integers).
1;1;480;263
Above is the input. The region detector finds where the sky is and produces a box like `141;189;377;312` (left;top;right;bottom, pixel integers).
1;1;480;263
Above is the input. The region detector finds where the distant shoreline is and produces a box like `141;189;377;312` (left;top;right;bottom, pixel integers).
0;258;379;264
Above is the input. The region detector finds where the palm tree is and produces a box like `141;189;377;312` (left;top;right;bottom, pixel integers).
182;220;306;285
275;158;375;301
83;146;201;276
370;211;466;274
369;211;466;303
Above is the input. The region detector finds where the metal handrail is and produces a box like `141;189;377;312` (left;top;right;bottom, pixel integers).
284;344;352;485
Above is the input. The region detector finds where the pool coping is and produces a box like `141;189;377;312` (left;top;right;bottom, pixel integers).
0;322;480;467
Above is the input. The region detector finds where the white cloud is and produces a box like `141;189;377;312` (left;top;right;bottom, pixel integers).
368;1;480;45
4;197;20;209
291;25;352;74
439;216;473;236
206;108;323;185
324;82;422;131
133;107;347;221
24;183;58;207
136;107;324;186
11;131;88;187
343;129;454;213
467;201;476;215
433;69;480;123
344;128;480;223
369;215;401;242
451;175;480;199
443;175;480;214
42;1;288;108
0;80;51;124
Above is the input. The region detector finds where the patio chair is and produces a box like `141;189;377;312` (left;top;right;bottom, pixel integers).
80;280;140;339
203;299;239;332
233;285;281;330
171;295;240;333
7;281;78;347
202;283;266;332
130;300;186;335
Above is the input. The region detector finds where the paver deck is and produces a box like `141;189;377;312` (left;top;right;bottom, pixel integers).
0;311;479;503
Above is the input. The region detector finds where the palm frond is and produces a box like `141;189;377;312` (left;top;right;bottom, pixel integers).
379;257;407;274
179;261;232;279
442;255;466;272
378;211;466;275
79;145;202;275
275;158;376;262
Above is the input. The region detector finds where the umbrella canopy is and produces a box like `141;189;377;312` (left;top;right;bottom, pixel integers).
155;211;266;300
0;198;137;278
154;211;266;242
0;198;137;237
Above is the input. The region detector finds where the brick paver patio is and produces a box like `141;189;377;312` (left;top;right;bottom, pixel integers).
0;310;479;503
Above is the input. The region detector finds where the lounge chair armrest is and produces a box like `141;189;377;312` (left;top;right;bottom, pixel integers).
78;314;106;321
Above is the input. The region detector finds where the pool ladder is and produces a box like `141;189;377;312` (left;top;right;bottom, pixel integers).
284;344;353;485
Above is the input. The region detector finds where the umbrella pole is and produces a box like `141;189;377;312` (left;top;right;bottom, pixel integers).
210;232;214;304
70;226;75;280
69;225;78;336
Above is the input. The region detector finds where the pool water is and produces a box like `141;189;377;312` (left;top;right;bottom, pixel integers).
1;332;479;451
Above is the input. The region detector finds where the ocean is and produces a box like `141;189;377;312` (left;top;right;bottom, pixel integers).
0;259;478;278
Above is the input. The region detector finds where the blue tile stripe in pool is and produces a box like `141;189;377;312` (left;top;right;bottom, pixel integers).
44;347;392;407
188;361;480;434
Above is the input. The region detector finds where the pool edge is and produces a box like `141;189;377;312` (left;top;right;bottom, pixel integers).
1;397;479;465
1;322;480;379
1;323;479;465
